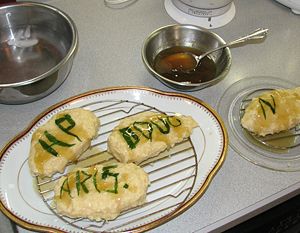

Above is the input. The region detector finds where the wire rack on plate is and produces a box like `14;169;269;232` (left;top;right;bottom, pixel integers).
35;100;199;232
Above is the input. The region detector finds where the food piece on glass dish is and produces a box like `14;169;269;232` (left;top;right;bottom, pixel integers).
241;87;300;136
29;108;100;177
107;111;198;164
53;163;149;221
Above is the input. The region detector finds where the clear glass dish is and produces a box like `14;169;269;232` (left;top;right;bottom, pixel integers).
217;76;300;171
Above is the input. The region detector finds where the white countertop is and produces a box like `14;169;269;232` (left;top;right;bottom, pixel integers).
1;0;300;232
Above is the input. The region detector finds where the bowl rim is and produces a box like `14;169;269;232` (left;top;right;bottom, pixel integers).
0;2;79;88
141;24;232;88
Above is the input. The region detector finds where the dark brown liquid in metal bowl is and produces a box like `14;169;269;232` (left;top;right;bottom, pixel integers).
0;38;63;85
154;46;217;84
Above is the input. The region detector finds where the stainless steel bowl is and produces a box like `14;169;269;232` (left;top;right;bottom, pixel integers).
142;24;231;91
0;2;78;104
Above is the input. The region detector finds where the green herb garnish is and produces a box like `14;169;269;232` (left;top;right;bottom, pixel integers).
39;139;58;156
119;114;183;150
93;170;101;193
167;116;181;127
133;121;153;140
151;117;170;134
119;127;140;149
60;177;71;198
101;165;118;179
103;165;118;171
55;114;81;142
123;183;129;189
75;170;92;196
101;166;119;194
39;131;75;156
105;175;119;194
259;95;276;119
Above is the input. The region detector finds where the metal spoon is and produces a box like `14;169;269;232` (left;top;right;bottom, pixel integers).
180;28;269;72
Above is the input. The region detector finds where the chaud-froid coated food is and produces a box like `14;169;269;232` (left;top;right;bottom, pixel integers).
29;108;100;177
241;87;300;136
107;111;198;164
53;163;149;221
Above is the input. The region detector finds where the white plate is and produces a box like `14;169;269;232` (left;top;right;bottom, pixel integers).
0;87;227;232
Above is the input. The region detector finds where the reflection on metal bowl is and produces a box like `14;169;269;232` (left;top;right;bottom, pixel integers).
0;2;78;104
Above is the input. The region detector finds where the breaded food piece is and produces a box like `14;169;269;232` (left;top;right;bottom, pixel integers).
53;163;149;221
29;108;100;177
241;87;300;136
107;112;198;164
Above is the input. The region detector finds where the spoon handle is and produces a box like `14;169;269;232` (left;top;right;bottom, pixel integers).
228;28;269;45
201;28;269;58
